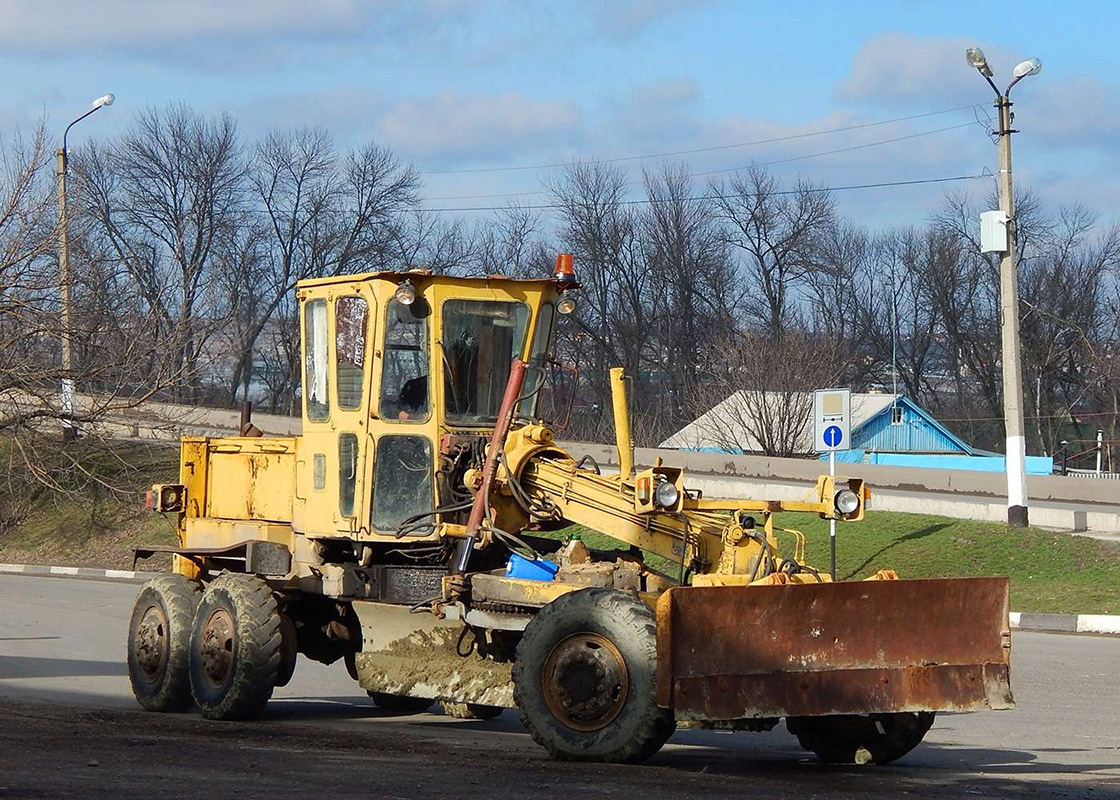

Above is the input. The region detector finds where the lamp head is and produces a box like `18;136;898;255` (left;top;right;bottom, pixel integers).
92;93;115;109
965;47;994;78
1012;57;1042;79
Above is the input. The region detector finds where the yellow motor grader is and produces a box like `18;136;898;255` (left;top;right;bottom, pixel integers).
128;256;1013;764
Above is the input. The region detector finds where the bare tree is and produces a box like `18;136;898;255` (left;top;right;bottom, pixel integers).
641;162;734;434
225;131;423;406
0;122;185;509
713;166;835;340
546;162;639;441
76;105;245;400
681;332;842;456
471;205;551;279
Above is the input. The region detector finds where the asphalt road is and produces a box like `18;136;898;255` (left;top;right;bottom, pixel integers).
1;574;1118;799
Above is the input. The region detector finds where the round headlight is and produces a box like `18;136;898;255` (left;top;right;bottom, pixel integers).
835;488;860;515
394;281;416;306
556;296;577;315
654;480;680;510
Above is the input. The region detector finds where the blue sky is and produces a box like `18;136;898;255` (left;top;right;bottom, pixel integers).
3;0;1117;227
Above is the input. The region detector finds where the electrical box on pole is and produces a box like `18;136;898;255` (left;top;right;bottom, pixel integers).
980;210;1009;254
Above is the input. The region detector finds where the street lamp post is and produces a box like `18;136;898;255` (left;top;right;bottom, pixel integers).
57;93;114;439
966;47;1041;528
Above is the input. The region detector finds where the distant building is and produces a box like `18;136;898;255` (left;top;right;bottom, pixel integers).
661;392;1053;475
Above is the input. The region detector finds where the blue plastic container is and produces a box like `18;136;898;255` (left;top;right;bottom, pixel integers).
505;553;559;582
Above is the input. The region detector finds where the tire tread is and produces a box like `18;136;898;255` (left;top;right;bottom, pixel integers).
513;588;674;764
190;573;282;720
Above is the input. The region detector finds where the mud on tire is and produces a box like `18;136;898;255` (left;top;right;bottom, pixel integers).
189;573;282;720
513;588;675;763
786;711;936;765
127;574;202;712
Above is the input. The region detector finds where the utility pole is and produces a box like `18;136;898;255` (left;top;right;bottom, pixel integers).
57;93;115;440
966;47;1041;528
995;92;1028;527
56;146;75;440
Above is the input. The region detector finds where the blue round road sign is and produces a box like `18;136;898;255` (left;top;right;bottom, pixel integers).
823;425;843;448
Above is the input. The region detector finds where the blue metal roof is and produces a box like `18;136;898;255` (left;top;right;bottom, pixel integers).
851;396;974;455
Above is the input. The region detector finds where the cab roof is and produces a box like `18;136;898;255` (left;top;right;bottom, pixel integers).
297;269;564;290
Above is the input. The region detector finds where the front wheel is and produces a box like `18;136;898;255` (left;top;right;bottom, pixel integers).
786;712;936;765
189;574;282;720
513;588;675;763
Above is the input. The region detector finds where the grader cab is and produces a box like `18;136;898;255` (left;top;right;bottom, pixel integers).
128;257;1013;765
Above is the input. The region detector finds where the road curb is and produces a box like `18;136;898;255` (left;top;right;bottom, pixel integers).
1009;610;1120;635
0;563;158;584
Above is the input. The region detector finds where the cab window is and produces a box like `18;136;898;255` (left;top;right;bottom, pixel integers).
371;435;433;532
442;299;530;425
303;299;329;422
338;433;358;517
518;302;554;418
335;296;368;410
380;298;430;422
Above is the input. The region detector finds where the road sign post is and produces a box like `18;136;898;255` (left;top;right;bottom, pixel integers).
813;389;852;580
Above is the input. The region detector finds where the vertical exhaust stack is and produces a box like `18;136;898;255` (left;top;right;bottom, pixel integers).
610;367;634;481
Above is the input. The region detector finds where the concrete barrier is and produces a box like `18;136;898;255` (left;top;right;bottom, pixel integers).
560;441;1120;537
23;392;1119;536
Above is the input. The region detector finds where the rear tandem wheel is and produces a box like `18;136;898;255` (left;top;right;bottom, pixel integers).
126;574;202;712
441;701;503;720
786;711;936;765
188;573;283;720
367;691;435;714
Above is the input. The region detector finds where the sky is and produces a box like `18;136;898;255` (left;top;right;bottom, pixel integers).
2;0;1117;228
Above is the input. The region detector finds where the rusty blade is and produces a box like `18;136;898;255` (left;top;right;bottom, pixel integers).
656;577;1013;720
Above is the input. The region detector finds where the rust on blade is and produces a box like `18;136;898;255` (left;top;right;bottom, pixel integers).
656;577;1013;720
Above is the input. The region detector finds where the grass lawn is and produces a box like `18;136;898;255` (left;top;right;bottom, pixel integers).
557;510;1120;615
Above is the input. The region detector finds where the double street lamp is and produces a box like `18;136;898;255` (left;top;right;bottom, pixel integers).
57;93;114;439
965;47;1041;527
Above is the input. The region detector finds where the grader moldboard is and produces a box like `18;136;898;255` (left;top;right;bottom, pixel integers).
128;255;1013;765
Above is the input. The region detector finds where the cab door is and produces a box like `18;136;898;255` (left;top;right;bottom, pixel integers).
296;286;375;537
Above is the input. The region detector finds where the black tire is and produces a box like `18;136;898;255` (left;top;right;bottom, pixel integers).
367;691;435;714
189;574;282;720
513;588;675;763
275;612;298;688
787;712;936;765
127;574;201;712
441;701;503;720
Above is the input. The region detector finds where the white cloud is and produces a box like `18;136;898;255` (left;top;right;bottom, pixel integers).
1029;77;1120;148
0;0;466;56
592;0;715;37
632;76;700;106
0;0;352;47
836;32;1016;107
374;91;583;162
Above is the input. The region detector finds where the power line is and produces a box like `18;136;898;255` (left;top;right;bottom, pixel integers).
937;409;1119;423
420;104;982;176
420;173;987;213
695;122;977;177
425;121;980;203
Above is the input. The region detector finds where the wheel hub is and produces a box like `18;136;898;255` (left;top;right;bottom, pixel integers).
541;633;629;731
134;604;169;682
200;608;235;688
